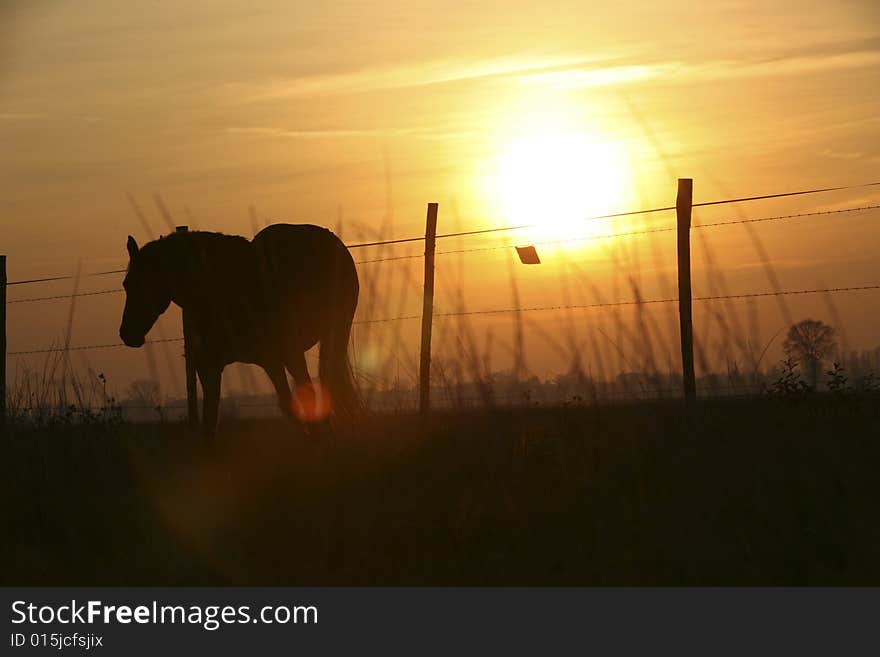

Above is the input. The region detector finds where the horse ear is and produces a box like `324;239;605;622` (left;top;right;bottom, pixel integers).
127;235;139;259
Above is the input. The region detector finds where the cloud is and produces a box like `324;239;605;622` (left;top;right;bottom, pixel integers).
229;54;623;102
680;48;880;83
520;64;674;89
224;126;477;141
0;111;105;123
228;38;880;104
0;111;44;120
821;149;865;161
518;64;672;89
520;43;880;91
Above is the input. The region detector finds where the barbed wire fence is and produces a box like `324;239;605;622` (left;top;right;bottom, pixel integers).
2;179;879;424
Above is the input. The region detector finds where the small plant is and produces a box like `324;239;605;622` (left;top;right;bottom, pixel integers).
857;372;880;394
825;362;850;396
764;358;812;397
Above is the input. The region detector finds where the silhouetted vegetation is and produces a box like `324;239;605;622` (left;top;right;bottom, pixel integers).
2;391;879;586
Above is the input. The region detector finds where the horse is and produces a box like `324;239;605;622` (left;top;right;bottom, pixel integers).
119;224;360;436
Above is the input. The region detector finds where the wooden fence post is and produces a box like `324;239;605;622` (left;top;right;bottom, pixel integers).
176;225;198;428
419;203;438;417
676;178;697;403
1;255;6;429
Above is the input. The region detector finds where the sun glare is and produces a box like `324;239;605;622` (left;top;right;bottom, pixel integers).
493;132;631;246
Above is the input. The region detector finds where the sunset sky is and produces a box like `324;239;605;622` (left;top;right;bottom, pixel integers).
2;1;879;398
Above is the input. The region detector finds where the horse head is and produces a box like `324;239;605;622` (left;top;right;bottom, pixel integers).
119;235;172;347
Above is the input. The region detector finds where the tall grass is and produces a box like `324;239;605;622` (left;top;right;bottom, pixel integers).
3;398;879;585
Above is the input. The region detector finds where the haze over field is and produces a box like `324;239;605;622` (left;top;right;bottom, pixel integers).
2;1;879;398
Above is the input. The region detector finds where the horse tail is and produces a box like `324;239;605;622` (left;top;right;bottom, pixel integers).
319;310;362;422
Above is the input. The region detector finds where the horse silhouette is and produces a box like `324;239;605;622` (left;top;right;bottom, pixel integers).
119;224;360;436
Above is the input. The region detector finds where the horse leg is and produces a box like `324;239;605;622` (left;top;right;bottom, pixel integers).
285;351;318;417
286;351;311;387
265;363;295;420
319;315;359;421
198;366;222;439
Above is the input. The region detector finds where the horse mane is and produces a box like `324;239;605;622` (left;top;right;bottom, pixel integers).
154;230;249;250
130;231;254;290
136;230;249;261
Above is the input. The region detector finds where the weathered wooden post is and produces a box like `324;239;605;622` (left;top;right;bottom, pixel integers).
176;225;198;428
419;203;438;417
1;255;6;429
676;178;696;403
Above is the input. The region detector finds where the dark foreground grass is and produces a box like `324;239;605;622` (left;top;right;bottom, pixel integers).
2;398;879;585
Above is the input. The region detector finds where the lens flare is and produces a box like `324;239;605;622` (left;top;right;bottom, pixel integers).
293;382;332;423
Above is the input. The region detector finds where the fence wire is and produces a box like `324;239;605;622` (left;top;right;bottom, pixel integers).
8;283;879;356
6;182;879;287
7;202;880;296
5;183;880;360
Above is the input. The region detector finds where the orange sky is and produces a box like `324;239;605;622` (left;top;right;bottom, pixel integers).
2;1;879;399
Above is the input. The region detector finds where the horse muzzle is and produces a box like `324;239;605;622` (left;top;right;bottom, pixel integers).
120;329;146;348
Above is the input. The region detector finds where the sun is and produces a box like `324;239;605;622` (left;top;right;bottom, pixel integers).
492;131;631;244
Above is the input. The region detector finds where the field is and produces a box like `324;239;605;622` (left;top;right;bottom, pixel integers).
3;396;879;586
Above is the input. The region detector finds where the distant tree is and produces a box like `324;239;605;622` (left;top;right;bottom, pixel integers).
125;379;161;407
783;319;836;388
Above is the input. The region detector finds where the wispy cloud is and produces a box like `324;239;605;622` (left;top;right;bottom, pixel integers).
518;64;671;89
517;43;880;90
821;149;865;161
228;40;880;104
0;111;105;123
679;48;880;83
0;111;44;120
224;126;478;141
229;54;622;101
